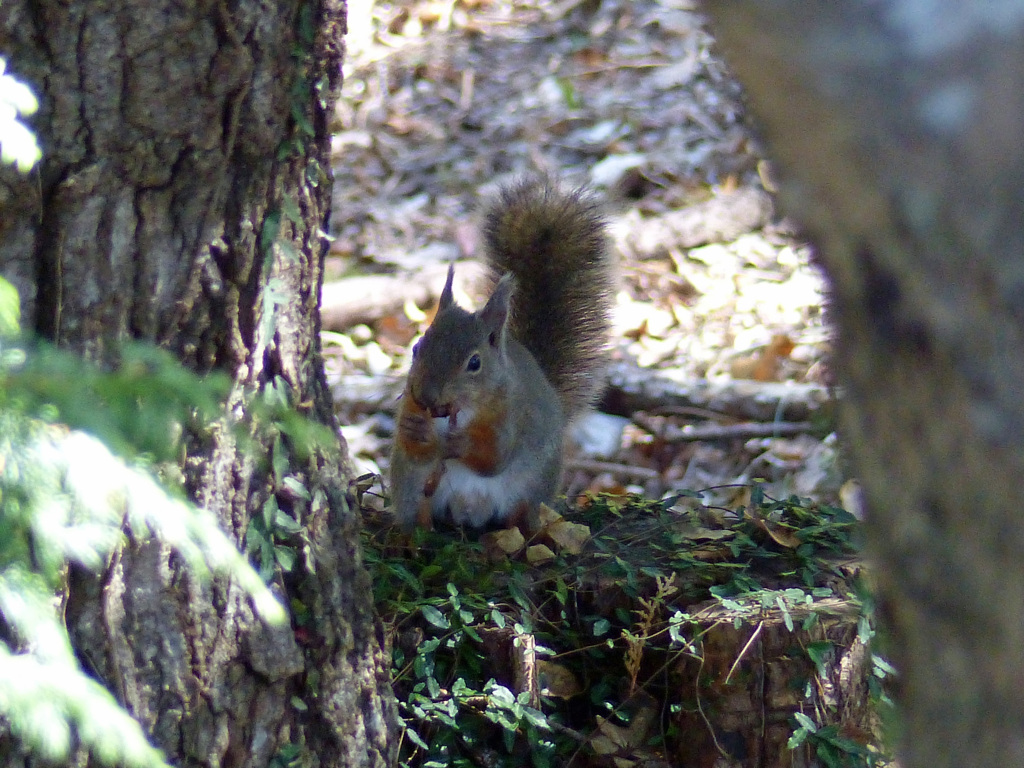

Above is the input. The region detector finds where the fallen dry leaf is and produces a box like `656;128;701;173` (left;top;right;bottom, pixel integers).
677;523;735;541
745;510;802;549
537;661;582;699
526;544;556;565
589;699;658;756
481;527;525;558
546;520;591;555
730;333;796;381
537;502;562;528
590;717;631;755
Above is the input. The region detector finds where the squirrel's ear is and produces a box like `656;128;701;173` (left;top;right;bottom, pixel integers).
439;263;456;310
480;274;513;347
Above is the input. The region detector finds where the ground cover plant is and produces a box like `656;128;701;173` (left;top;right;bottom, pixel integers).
362;487;894;768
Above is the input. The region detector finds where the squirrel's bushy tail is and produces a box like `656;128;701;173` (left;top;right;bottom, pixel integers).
482;177;614;416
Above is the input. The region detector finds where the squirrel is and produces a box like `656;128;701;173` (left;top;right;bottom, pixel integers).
389;177;614;531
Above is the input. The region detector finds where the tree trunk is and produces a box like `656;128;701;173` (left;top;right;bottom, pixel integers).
702;3;1024;767
0;2;398;766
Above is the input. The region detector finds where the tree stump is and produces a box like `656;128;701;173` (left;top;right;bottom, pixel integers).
670;596;872;768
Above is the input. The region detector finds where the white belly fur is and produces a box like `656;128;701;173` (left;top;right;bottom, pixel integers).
430;462;514;527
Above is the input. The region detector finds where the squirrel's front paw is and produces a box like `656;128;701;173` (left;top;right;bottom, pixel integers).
423;461;446;497
398;409;435;445
442;429;471;460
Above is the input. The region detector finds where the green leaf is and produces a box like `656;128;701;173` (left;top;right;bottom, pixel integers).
806;641;832;673
554;576;568;606
404;726;429;750
281;195;302;225
281;476;311;501
260;497;278;530
261;210;282;254
0;277;20;337
872;654;897;677
507;575;532;611
776;594;794;631
421;605;450;630
420;564;442;581
291;102;315;137
750;483;764;507
276;138;302;161
259;540;275;580
246;522;268;554
274;508;303;535
787;727;810;749
390;563;423;594
793;711;817;732
264;376;291;410
425;675;441;698
274;545;296;572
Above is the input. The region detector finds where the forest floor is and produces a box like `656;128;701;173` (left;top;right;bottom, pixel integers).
324;0;851;517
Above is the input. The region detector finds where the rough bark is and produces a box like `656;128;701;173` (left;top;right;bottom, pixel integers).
0;1;398;766
701;2;1024;767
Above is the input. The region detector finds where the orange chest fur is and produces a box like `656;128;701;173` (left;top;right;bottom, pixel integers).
453;403;506;475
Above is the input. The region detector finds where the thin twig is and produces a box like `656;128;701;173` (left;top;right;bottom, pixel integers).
563;458;661;480
654;420;815;443
725;620;764;685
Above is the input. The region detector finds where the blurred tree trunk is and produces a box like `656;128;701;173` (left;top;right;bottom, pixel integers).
703;2;1024;767
0;1;398;766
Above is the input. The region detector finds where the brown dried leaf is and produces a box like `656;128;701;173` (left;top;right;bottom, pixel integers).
537;661;582;699
525;543;556;565
589;700;658;756
590;717;631;755
690;546;733;562
677;523;735;541
730;333;795;381
547;520;591;555
536;502;562;528
746;511;802;549
481;527;525;558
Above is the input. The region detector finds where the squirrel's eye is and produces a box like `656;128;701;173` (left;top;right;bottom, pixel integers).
466;353;481;372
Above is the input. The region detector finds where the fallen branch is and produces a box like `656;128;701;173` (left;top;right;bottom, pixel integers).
602;362;831;423
564;459;662;481
633;416;817;443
